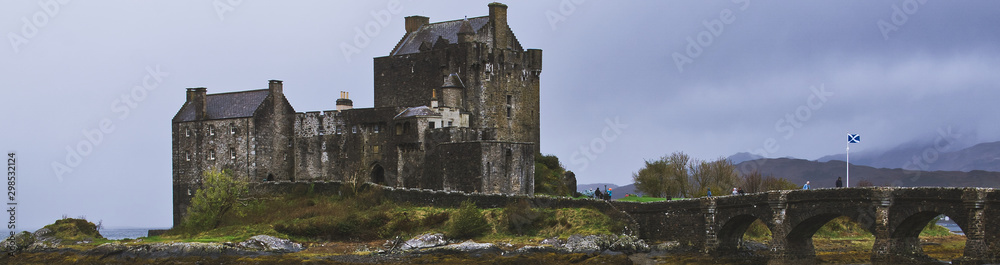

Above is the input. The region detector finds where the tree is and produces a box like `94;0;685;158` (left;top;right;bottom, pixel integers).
740;170;797;193
535;153;572;196
633;152;690;198
182;168;248;231
690;157;739;197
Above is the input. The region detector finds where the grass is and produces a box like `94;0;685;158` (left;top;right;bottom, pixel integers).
153;187;621;244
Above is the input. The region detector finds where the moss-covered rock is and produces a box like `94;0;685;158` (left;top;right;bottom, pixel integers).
37;218;104;244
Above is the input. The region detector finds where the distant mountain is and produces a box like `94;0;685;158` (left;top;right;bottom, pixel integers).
727;152;764;165
817;141;1000;172
577;183;618;192
736;158;1000;189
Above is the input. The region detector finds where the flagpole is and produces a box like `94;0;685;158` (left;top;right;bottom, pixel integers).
846;136;850;188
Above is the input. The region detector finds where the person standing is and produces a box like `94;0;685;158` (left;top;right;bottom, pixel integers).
707;188;712;197
836;177;843;188
802;181;811;190
732;187;739;195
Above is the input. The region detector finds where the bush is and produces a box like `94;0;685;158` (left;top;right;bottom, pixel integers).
504;199;543;235
181;169;248;232
447;200;489;239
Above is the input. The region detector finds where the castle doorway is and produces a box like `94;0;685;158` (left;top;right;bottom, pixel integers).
371;164;385;185
266;173;274;181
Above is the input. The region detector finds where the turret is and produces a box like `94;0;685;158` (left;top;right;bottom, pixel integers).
458;18;475;44
440;74;464;108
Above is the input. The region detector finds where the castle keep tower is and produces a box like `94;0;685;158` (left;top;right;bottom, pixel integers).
375;2;542;151
171;3;540;227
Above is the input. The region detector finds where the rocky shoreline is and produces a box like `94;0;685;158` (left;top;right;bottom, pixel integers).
3;231;699;264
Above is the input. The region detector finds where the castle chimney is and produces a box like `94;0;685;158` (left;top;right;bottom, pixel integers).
430;89;439;108
268;80;283;95
440;74;464;108
336;91;353;111
405;16;429;33
188;87;208;120
488;2;509;49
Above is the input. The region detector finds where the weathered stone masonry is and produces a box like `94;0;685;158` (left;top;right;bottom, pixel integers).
171;3;539;227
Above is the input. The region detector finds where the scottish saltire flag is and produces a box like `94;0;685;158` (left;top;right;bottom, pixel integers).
848;134;861;143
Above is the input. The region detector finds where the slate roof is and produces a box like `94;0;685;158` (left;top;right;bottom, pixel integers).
391;16;489;56
394;106;441;119
174;89;270;122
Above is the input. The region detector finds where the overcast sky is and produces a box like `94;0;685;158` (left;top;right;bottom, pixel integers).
2;1;999;230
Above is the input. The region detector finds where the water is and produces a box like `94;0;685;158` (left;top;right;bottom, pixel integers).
935;219;964;235
101;228;159;240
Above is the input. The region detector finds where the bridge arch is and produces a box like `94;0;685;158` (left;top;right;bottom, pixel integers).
779;197;881;262
716;214;774;254
886;201;970;263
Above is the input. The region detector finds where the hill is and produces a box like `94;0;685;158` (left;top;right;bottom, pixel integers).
736;158;1000;188
818;141;1000;172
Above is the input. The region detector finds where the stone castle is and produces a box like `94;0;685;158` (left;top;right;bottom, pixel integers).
171;3;541;226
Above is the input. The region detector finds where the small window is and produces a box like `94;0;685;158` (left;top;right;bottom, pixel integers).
374;124;380;133
185;128;190;137
395;124;403;135
208;150;216;160
230;123;236;134
507;107;512;118
352;125;357;133
209;125;215;136
448;121;453;127
429;122;435;129
336;126;343;134
185;151;190;161
506;95;512;105
373;145;380;154
230;148;236;159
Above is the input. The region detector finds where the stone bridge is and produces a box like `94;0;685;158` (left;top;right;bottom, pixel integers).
613;187;1000;264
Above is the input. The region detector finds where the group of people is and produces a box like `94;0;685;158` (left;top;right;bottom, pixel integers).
801;177;845;190
584;186;613;201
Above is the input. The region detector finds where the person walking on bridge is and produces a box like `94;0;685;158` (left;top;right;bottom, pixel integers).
836;177;843;188
802;181;811;190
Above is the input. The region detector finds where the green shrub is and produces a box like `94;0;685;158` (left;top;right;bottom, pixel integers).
504;199;543;235
447;200;489;239
181;169;247;232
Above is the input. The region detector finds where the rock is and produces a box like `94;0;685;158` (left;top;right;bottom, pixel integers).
400;233;447;251
540;237;564;247
506;245;562;256
564;234;600;254
238;235;303;253
415;240;500;256
594;234;649;254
